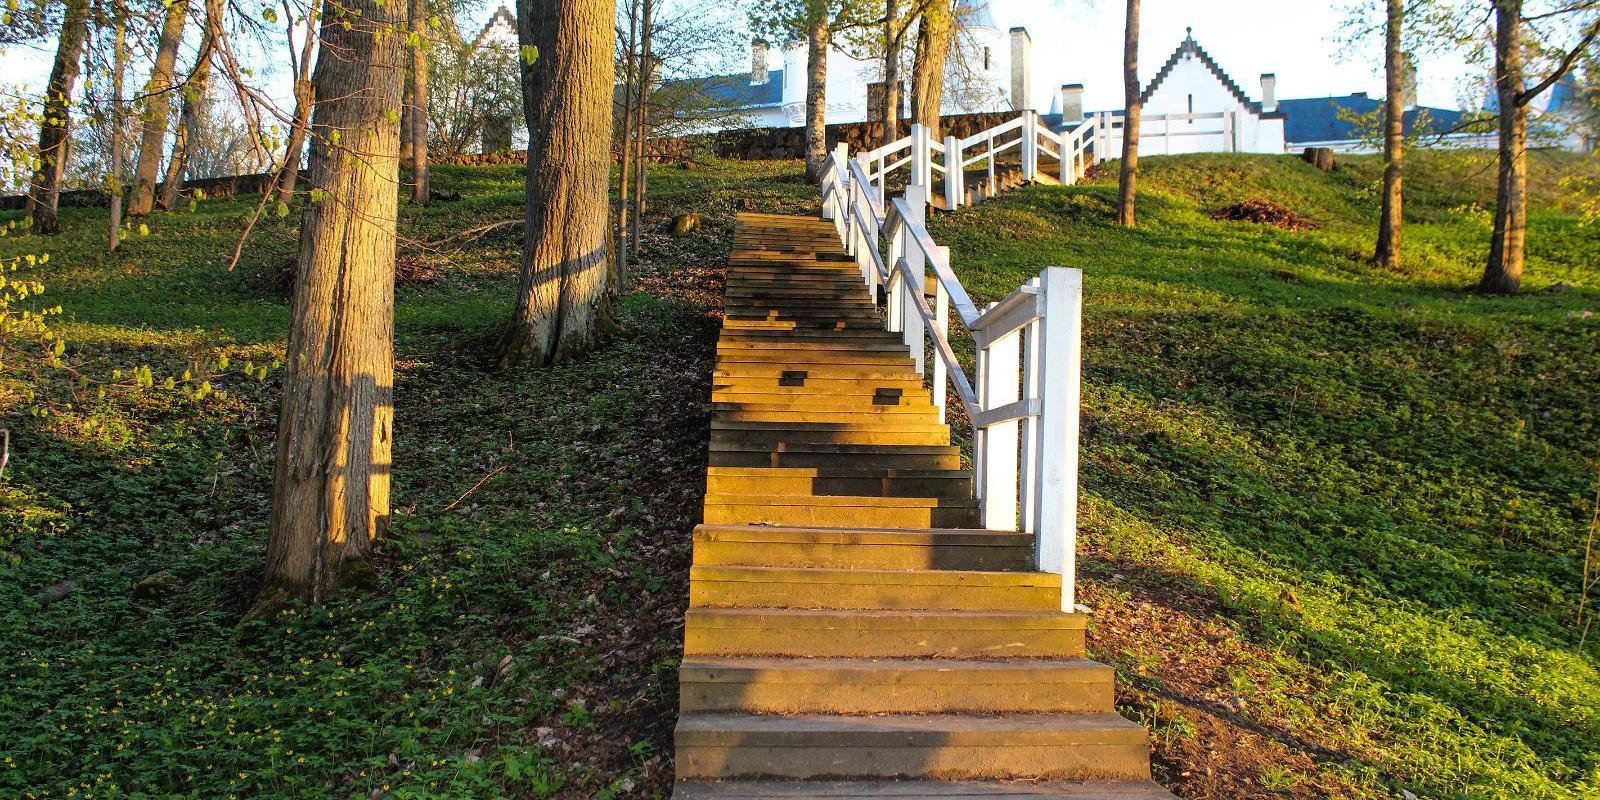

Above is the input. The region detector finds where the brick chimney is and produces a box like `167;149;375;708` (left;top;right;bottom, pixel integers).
1260;73;1277;113
1010;27;1031;111
1060;84;1084;123
751;39;769;85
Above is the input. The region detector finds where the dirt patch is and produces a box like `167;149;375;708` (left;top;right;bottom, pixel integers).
1210;198;1319;232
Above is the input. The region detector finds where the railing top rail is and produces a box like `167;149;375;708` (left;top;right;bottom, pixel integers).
887;196;982;327
847;158;886;222
861;135;913;163
959;116;1026;148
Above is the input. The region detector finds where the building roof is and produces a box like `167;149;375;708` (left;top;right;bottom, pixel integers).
1142;29;1283;119
660;69;787;110
470;5;516;50
1276;94;1475;144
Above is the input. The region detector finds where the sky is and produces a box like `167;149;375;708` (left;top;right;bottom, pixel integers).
0;0;1484;113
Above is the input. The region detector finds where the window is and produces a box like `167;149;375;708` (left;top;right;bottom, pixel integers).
1187;94;1194;115
984;47;991;70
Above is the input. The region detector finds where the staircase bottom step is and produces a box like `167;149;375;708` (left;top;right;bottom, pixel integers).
674;780;1176;799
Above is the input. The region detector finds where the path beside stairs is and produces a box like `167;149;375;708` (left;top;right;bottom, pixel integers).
672;213;1175;799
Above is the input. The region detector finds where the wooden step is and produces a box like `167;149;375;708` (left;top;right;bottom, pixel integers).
673;779;1176;798
707;445;960;471
674;713;1151;780
710;422;949;446
702;494;978;528
710;390;932;408
691;525;1034;571
689;566;1060;611
684;607;1086;658
678;657;1113;714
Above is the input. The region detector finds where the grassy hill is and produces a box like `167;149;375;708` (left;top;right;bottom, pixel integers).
0;148;1595;799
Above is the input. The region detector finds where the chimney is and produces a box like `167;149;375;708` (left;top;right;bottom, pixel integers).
1260;73;1277;113
751;39;769;85
1010;27;1032;111
1060;84;1084;123
1400;53;1418;110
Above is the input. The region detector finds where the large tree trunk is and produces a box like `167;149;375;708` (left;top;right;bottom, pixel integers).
1481;0;1527;294
1375;0;1404;269
258;0;405;611
409;0;429;204
1115;0;1140;227
108;5;127;253
803;0;830;183
498;0;617;367
880;0;902;147
127;0;189;217
27;0;89;235
910;0;952;139
615;0;639;292
159;0;223;211
631;0;652;258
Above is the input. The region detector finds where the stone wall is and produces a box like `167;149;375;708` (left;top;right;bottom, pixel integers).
710;112;1021;160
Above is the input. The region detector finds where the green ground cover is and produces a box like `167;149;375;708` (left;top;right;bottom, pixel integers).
0;148;1595;799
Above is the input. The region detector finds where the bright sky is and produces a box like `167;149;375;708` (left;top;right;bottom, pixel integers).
0;0;1483;113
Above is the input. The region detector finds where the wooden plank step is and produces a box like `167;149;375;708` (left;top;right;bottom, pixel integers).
673;779;1176;798
690;525;1032;571
677;657;1113;714
673;713;1151;780
689;565;1060;611
702;494;977;528
683;608;1086;658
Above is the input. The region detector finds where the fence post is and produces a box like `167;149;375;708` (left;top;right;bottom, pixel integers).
1021;112;1037;182
981;323;1021;531
1034;266;1083;612
932;245;951;424
901;184;927;374
910;123;931;192
944;135;961;211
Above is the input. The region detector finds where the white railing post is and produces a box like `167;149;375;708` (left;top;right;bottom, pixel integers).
932;245;951;424
980;326;1021;532
1018;277;1041;535
901;184;927;374
986;131;996;196
1021;112;1038;183
1033;266;1083;612
943;135;961;211
885;209;905;332
910;123;931;192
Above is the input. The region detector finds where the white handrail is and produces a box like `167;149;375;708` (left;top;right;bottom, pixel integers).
817;115;1086;612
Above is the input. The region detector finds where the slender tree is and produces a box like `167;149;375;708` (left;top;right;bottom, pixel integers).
1115;0;1140;227
878;0;904;146
258;0;407;610
615;0;639;290
498;0;618;366
272;0;321;206
160;0;223;211
802;0;830;181
27;0;90;235
1480;0;1599;293
127;0;189;217
409;0;429;204
631;0;652;256
107;0;127;252
909;0;952;137
1375;0;1405;269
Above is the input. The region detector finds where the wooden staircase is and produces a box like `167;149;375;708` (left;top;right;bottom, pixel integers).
672;213;1174;798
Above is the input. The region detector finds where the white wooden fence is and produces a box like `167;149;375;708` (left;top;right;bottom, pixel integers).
818;112;1086;611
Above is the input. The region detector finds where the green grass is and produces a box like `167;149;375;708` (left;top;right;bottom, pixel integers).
1;147;1595;799
930;150;1600;798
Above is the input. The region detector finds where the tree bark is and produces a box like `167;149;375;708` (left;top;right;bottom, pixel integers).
498;0;617;367
1115;0;1140;227
127;0;189;217
880;0;902;147
631;0;652;258
615;0;639;292
108;4;127;253
1375;0;1404;269
258;0;405;611
803;0;830;183
27;0;89;235
1481;0;1527;294
409;0;429;204
910;0;951;139
159;0;223;211
274;3;321;206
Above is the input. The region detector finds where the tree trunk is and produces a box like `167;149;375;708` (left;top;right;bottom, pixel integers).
631;0;652;258
108;5;127;253
1374;0;1404;269
409;0;429;204
615;0;638;292
498;0;617;367
258;0;406;612
159;0;222;211
27;0;89;235
1481;0;1527;294
275;78;315;205
880;0;901;147
803;0;830;183
127;0;189;217
1115;0;1140;227
910;0;952;139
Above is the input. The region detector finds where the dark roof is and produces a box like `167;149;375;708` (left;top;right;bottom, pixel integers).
1142;31;1282;119
1277;94;1474;144
660;69;785;109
